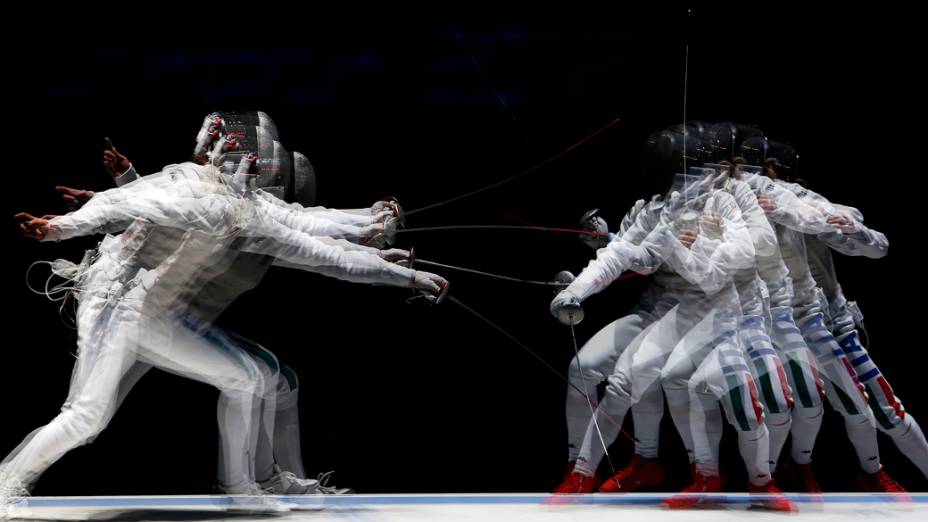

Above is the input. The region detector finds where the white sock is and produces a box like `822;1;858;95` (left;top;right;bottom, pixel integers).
888;414;928;479
692;391;724;477
664;386;695;462
844;414;881;474
738;425;772;486
789;405;823;465
766;411;792;472
273;373;307;479
631;387;664;459
573;387;630;477
566;381;598;461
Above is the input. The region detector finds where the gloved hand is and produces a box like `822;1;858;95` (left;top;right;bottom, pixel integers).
372;209;394;224
412;270;447;292
361;220;394;249
550;289;584;325
383;216;399;246
380;248;411;264
579;209;610;249
371;198;396;215
411;271;449;304
193;112;225;163
373;197;405;227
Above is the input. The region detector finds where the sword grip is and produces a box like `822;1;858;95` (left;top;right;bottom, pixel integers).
557;302;584;326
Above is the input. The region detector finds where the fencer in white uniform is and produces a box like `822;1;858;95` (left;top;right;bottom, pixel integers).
2;124;446;516
769;156;928;486
679;160;794;495
554;198;672;493
738;138;905;491
95;119;385;495
551;131;767;501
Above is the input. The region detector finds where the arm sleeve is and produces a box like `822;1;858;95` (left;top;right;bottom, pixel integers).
253;196;377;242
299;236;384;255
564;237;653;301
46;188;236;241
654;193;756;295
816;222;889;258
253;190;374;226
566;198;667;301
752;177;834;234
241;224;415;288
732;180;778;257
113;164;141;187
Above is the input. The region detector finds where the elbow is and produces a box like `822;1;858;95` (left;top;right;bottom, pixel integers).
867;245;889;259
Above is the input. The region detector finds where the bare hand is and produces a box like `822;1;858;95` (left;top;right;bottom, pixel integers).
14;212;53;240
699;211;723;237
756;194;777;214
826;212;857;233
55;186;95;211
102;137;131;178
677;229;698;248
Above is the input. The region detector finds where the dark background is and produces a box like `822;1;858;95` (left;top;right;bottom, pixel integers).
3;6;926;495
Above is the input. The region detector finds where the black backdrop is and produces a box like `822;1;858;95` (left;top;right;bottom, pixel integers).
3;7;926;495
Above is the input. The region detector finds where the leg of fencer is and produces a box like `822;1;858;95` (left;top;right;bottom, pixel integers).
566;315;644;461
631;386;664;459
273;366;307;479
227;333;281;483
784;347;825;466
814;346;881;474
1;321;138;488
790;404;824;465
692;395;724;477
572;355;639;477
662;346;707;464
659;306;720;464
888;415;928;479
737;424;772;487
113;363;153;412
216;391;256;491
250;352;279;482
719;370;771;487
837;330;928;479
763;408;791;472
769;306;824;465
798;313;871;418
741;316;793;472
139;322;263;491
571;317;669;479
842;412;882;474
573;383;630;477
687;363;724;478
798;313;880;473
